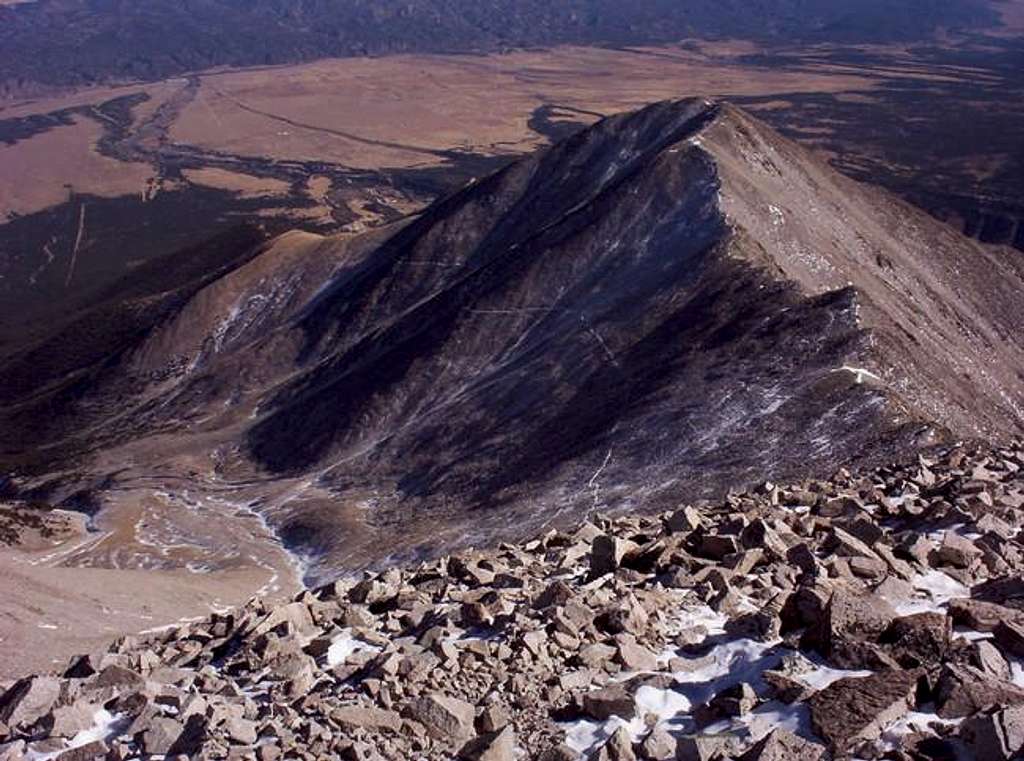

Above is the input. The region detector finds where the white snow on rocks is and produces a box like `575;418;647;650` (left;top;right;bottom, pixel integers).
876;709;966;757
884;570;970;616
326;629;381;667
564;603;873;755
832;365;882;385
25;709;125;761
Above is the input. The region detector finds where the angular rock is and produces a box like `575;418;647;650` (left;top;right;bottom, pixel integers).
92;665;145;692
959;704;1024;760
803;587;897;669
931;532;982;569
0;678;60;732
458;726;517;761
55;741;108;761
972;640;1012;681
615;636;658;672
808;670;919;753
694;683;757;727
252;602;315;638
404;693;476;742
694;534;738;561
639;725;676;760
595;598;648;637
581;686;636;721
331;705;402;734
675;733;743;761
736;730;827;761
934;663;1024;719
138;717;187;756
995;619;1024;658
224;716;258;745
593;725;635;761
666;507;703;534
38;703;97;739
950;598;1024;632
476;705;509;734
879;612;951;668
535;581;575;610
591;535;640;577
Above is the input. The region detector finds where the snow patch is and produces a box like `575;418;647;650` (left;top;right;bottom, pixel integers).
26;710;126;761
884;570;970;616
832;365;882;385
327;629;381;667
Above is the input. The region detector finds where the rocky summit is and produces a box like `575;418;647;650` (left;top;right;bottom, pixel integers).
4;440;1024;760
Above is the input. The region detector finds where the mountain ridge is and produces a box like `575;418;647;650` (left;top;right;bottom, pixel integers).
0;98;1022;581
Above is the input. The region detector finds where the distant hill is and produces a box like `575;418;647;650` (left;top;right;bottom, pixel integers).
0;0;1003;96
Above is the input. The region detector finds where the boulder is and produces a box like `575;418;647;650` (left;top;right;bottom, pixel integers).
592;725;635;761
879;612;951;668
55;741;107;761
591;535;640;577
0;678;60;732
971;640;1012;681
581;686;636;721
694;683;757;727
331;705;402;733
138;717;188;756
91;665;145;692
931;532;982;569
959;705;1024;760
803;587;897;669
639;726;676;760
973;576;1024;610
949;598;1024;632
675;733;743;761
615;636;658;672
476;705;509;734
995;619;1024;658
577;644;617;669
404;694;476;742
666;507;703;534
534;581;575;610
224;716;258;745
735;730;827;761
458;726;517;761
37;703;97;739
934;664;1024;719
595;597;649;637
808;670;919;753
252;602;315;638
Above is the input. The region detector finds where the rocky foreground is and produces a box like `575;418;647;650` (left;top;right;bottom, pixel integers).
5;442;1024;760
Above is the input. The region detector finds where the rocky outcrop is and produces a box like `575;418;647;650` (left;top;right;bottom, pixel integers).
2;441;1024;759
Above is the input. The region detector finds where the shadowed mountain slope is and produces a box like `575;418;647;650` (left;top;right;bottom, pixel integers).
1;99;1022;577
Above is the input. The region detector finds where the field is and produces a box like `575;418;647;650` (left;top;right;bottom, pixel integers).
1;40;1020;294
